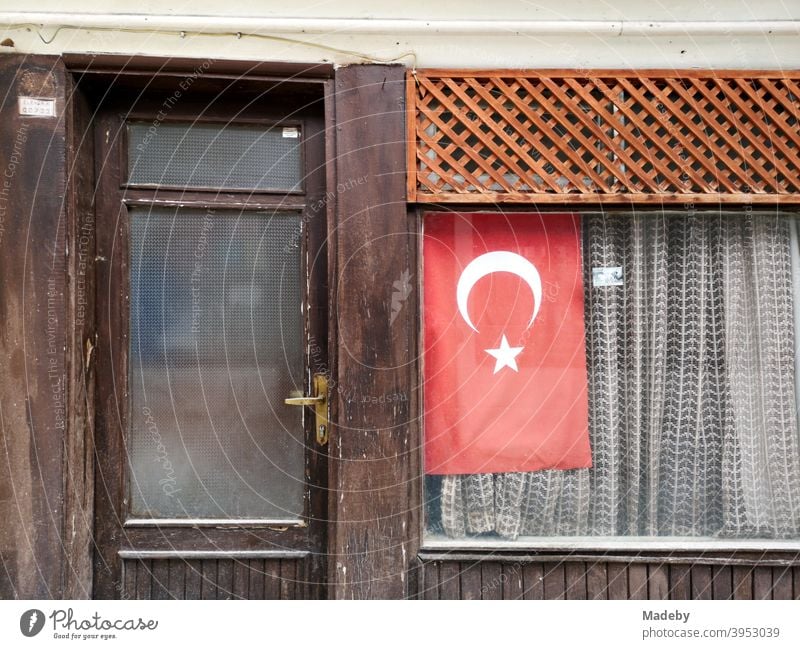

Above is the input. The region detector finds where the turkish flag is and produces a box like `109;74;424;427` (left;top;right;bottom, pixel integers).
423;212;591;475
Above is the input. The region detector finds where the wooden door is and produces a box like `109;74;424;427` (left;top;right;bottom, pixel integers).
92;84;328;599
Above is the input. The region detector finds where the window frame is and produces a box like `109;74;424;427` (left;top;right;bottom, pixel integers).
416;203;800;555
120;114;307;194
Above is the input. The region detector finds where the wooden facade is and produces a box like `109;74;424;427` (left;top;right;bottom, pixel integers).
420;558;800;600
1;53;799;600
0;55;71;599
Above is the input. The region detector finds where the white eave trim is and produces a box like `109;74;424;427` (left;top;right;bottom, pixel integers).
1;13;799;37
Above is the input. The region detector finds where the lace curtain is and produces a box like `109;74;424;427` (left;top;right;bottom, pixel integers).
435;212;800;540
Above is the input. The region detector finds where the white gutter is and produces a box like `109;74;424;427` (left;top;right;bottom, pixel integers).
1;13;799;37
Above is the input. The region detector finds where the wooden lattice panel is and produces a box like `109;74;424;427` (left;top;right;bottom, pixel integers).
407;70;800;203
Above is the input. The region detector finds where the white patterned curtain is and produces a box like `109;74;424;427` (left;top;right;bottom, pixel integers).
436;212;800;540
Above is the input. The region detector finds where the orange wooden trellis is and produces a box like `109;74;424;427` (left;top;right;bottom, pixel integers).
406;69;800;204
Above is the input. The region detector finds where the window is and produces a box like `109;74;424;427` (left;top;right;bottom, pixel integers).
424;209;800;543
123;117;308;522
126;121;303;192
128;206;304;520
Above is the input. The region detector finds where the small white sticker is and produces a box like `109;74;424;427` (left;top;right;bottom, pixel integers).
593;266;624;287
282;127;300;138
18;96;56;117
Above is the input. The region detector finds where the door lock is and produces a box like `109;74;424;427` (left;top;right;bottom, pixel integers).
285;374;329;445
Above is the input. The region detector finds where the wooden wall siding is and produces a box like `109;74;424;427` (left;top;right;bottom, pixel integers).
63;74;97;599
0;55;69;598
120;558;309;600
420;561;800;600
329;65;420;598
407;70;800;204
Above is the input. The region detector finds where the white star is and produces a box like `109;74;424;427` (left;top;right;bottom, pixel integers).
485;335;524;374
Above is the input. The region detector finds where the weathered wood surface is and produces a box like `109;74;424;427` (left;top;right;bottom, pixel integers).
119;558;308;600
0;54;68;599
89;79;329;599
420;560;800;600
329;64;418;599
63;73;96;599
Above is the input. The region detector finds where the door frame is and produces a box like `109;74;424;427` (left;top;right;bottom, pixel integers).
64;58;415;599
77;62;332;599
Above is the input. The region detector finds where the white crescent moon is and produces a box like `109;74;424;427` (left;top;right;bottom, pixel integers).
456;251;542;332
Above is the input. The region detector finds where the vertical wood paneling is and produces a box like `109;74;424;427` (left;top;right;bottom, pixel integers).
772;567;793;600
216;559;233;600
753;567;774;600
607;564;628;600
422;562;440;600
691;565;713;599
280;560;296;600
123;560;137;599
732;566;753;600
232;559;250;599
502;564;525;600
711;566;733;600
248;559;265;600
150;560;170;600
135;560;152;600
627;563;648;599
543;563;566;600
565;562;588;600
648;565;669;600
586;562;608;599
120;558;307;600
522;564;544;599
167;559;185;600
438;562;461;599
201;560;217;600
459;563;483;600
297;557;309;600
669;565;692;599
183;560;202;600
419;560;800;600
481;563;503;600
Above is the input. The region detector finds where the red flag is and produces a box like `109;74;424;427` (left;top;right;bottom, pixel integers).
423;212;591;475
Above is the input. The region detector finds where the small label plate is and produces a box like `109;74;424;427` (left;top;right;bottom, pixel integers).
592;266;624;287
18;97;56;117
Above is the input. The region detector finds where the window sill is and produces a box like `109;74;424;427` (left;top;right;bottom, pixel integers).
422;535;800;554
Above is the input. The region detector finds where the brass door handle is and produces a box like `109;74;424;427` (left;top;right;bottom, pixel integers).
284;395;324;406
284;374;329;445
